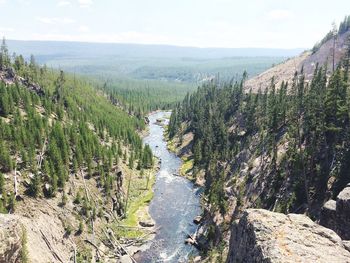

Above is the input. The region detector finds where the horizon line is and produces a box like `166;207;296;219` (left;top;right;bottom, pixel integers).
4;37;307;51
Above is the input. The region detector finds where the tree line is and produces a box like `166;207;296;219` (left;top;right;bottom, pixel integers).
169;44;350;218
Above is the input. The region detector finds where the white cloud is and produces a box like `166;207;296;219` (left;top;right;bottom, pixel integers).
265;9;294;21
36;17;76;25
78;25;90;32
0;0;6;4
57;0;72;7
78;0;92;8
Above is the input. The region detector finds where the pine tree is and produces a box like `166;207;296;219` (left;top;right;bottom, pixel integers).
29;173;42;198
0;37;9;70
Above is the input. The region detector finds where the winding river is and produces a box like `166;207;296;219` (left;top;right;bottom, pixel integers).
136;111;201;262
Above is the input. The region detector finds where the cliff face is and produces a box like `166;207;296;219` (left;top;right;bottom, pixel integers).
320;184;350;240
226;209;350;263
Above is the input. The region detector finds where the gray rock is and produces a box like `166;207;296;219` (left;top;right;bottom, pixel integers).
343;241;350;253
0;214;24;263
336;186;350;240
139;221;155;228
320;186;350;240
193;215;202;225
319;199;337;229
226;209;350;263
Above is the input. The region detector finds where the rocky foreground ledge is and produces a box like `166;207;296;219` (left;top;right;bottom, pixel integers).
226;209;350;263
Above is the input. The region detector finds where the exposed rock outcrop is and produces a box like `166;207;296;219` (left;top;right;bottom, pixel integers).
245;30;350;92
0;67;45;96
226;209;350;263
320;185;350;240
0;214;24;263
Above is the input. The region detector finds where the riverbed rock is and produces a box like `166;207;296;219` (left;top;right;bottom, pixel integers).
0;214;24;263
193;215;202;225
320;185;350;240
193;256;202;262
144;116;150;124
185;237;196;245
226;209;350;263
139;221;155;228
120;255;133;263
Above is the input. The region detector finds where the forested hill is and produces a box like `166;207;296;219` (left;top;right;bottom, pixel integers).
0;39;154;262
168;21;350;259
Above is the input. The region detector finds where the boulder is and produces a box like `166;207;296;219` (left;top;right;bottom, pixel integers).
193;215;202;225
0;214;24;263
144;116;150;124
139;221;155;228
320;185;350;240
319;199;337;228
193;256;202;262
185;237;196;245
336;186;350;239
226;209;350;263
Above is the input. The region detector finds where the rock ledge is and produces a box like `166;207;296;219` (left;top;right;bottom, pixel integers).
226;209;350;263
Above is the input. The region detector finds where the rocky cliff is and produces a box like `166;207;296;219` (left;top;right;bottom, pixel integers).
320;184;350;240
226;209;350;263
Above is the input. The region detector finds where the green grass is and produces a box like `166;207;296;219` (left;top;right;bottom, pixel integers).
113;163;157;239
167;139;177;153
164;126;178;153
180;157;194;177
119;190;154;238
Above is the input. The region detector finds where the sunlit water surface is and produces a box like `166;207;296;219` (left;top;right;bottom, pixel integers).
136;112;201;262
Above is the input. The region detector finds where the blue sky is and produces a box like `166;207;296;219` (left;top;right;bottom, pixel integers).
0;0;348;48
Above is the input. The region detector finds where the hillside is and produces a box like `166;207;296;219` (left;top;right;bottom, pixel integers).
168;20;350;262
245;27;350;91
0;40;156;262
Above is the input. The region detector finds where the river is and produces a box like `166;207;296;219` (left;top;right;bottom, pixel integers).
136;111;201;262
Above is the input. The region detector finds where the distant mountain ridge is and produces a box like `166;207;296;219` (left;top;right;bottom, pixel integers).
7;40;304;60
5;40;296;83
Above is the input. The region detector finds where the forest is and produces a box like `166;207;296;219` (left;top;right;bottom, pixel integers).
0;38;153;217
2;1;350;262
98;78;197;115
169;31;350;243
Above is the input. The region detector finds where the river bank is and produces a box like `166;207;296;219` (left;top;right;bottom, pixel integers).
164;117;229;262
135;111;201;262
165;124;205;187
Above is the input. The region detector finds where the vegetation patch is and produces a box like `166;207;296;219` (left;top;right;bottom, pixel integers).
180;157;194;180
113;162;157;239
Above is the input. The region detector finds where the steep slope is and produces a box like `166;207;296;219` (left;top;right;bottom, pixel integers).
168;20;350;262
0;41;156;262
245;27;350;92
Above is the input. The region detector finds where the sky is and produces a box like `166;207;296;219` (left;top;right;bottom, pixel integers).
0;0;349;49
